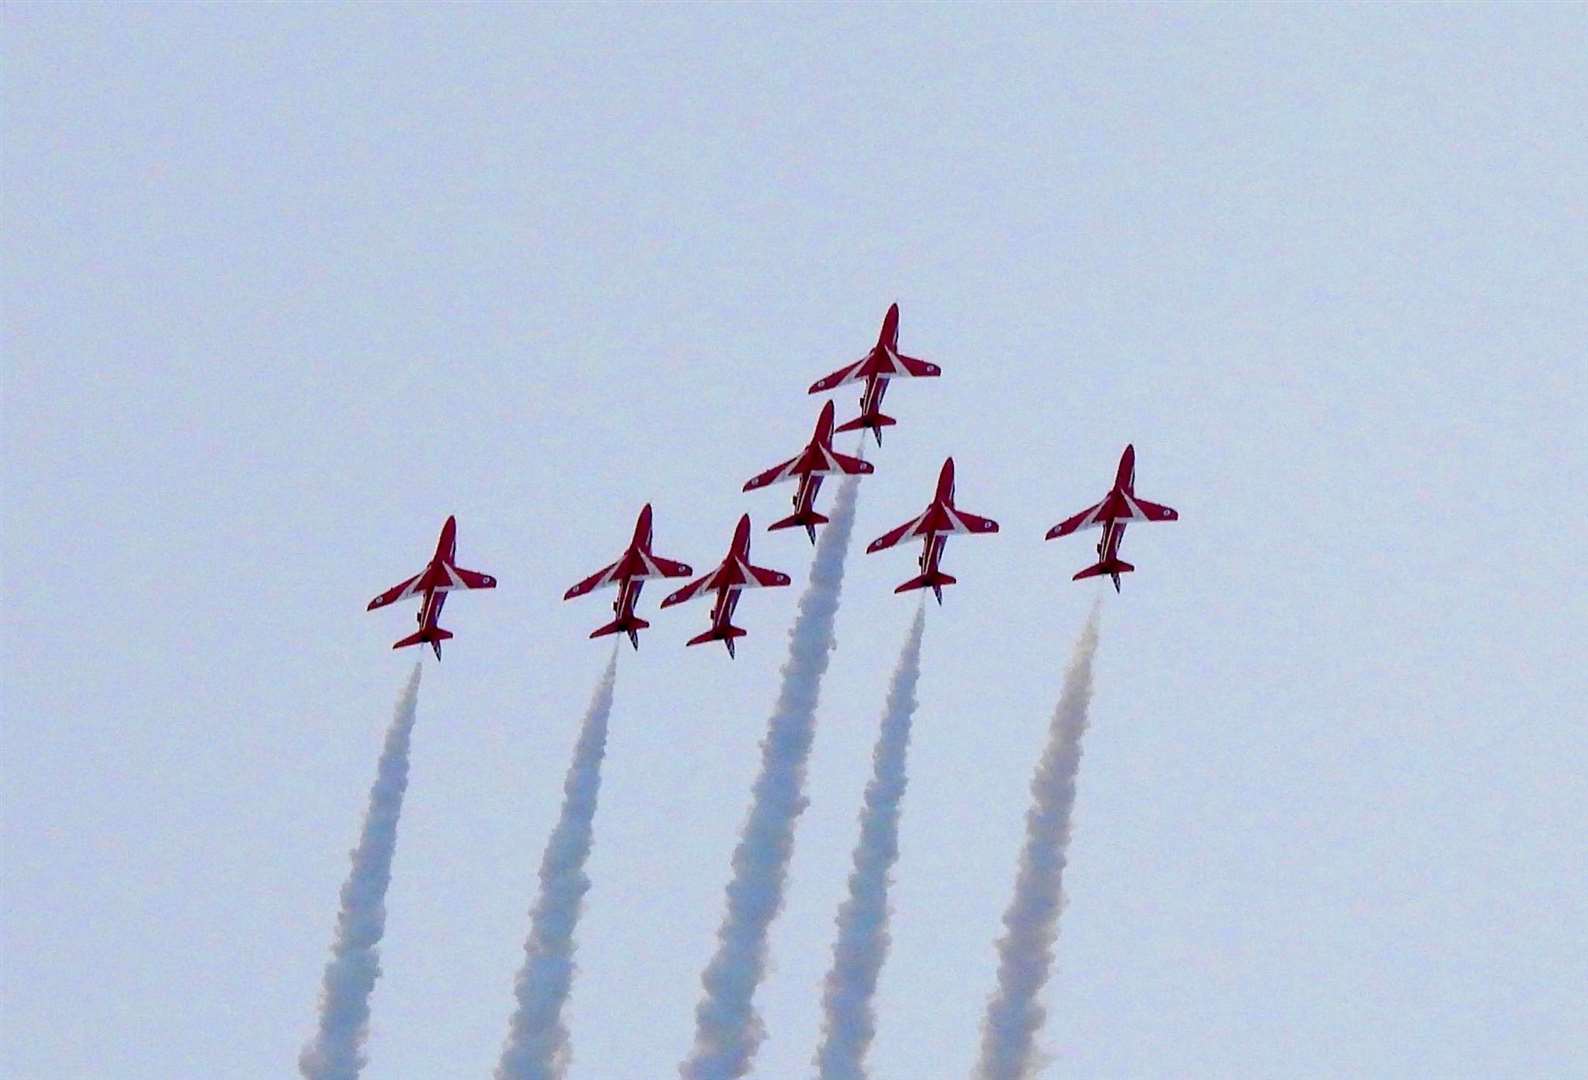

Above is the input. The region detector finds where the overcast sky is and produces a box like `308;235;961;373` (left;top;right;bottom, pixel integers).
4;6;1585;1078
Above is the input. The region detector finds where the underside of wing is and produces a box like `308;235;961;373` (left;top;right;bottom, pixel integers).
368;571;423;611
866;511;928;553
1129;496;1179;523
896;353;941;378
743;562;791;589
661;566;722;608
448;565;497;590
947;509;999;535
808;356;870;394
1045;498;1108;539
743;455;801;491
828;450;874;477
564;558;621;600
647;554;694;579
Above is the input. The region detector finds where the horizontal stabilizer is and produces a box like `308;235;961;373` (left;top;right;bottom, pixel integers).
688;624;747;646
895;571;956;595
769;510;828;533
1073;559;1134;581
392;626;452;650
591;616;648;640
835;412;896;434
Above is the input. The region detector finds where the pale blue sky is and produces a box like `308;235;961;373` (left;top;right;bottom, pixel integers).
4;6;1585;1078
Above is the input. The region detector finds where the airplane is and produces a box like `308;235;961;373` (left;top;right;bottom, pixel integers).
807;302;940;445
866;457;998;603
660;514;790;657
1045;444;1178;592
366;515;496;660
742;400;874;543
564;503;693;649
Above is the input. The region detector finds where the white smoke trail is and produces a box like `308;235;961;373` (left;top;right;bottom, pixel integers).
495;649;620;1080
299;662;423;1080
679;474;860;1080
814;603;927;1080
974;606;1102;1080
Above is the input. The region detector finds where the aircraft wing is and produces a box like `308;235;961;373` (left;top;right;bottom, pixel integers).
742;563;791;589
743;455;802;492
866;510;930;553
895;353;940;378
564;558;622;600
661;565;725;608
1129;496;1179;523
647;554;694;578
829;451;873;476
368;571;424;611
808;355;872;394
946;509;999;535
448;565;497;590
1045;498;1108;539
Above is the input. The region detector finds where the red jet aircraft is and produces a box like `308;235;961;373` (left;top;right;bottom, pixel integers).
661;514;790;657
367;515;496;659
743;400;874;543
808;303;940;445
867;457;998;603
564;503;694;649
1046;444;1178;592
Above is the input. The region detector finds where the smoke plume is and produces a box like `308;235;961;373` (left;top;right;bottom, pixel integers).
494;649;620;1080
974;607;1101;1080
679;474;860;1080
299;662;424;1080
814;604;927;1080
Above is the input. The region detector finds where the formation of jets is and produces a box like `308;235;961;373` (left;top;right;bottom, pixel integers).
366;305;1178;658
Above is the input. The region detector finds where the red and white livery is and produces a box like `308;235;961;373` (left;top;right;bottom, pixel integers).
367;515;496;660
1046;444;1178;592
867;457;998;603
808;303;940;445
743;399;874;543
564;503;693;649
661;514;790;657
